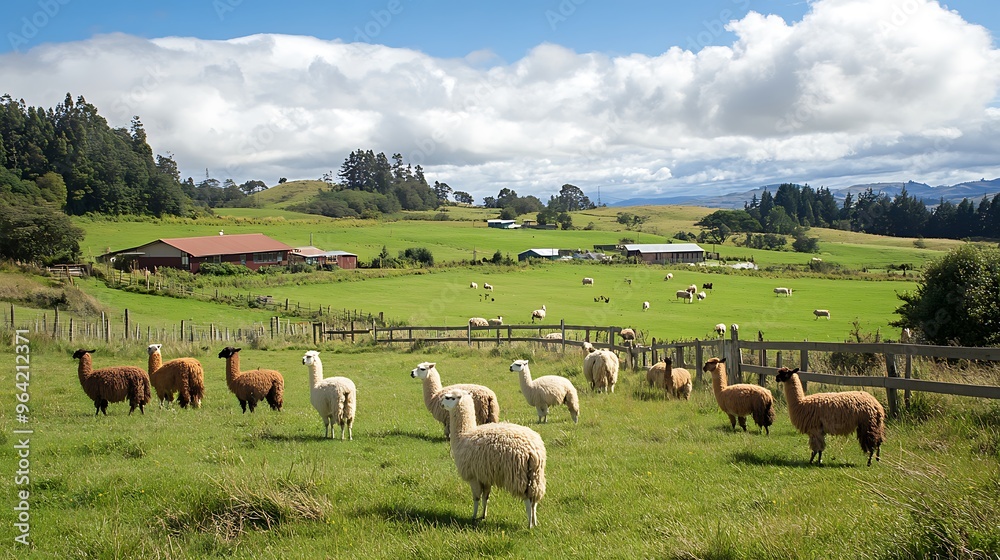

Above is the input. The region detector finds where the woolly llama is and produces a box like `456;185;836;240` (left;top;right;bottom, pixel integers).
441;390;547;528
302;351;356;440
582;342;619;393
775;367;885;466
510;360;579;423
645;358;692;400
410;362;499;439
146;344;205;408
217;347;284;413
72;349;151;416
702;357;775;434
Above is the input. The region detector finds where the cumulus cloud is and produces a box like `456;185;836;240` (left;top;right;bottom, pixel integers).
0;0;998;203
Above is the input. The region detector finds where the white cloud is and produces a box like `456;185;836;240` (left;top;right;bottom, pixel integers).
0;0;998;204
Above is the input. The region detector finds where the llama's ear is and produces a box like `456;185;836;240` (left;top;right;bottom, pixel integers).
791;368;800;373
235;348;242;352
719;357;726;363
427;362;435;368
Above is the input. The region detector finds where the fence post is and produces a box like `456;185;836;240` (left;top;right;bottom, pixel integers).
729;329;741;385
69;317;74;342
53;307;59;338
904;352;912;409
885;353;899;418
467;323;472;347
560;319;566;353
800;346;809;392
674;345;684;370
124;308;130;340
758;344;768;386
695;339;703;382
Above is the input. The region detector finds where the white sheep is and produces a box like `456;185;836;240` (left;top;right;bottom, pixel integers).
686;284;697;294
440;390;546;529
302;351;356;440
714;323;726;338
676;290;694;303
731;323;739;334
483;282;494;291
642;301;650;311
697;291;707;301
619;328;636;343
775;367;885;466
509;359;579;424
410;362;500;439
582;277;594;286
531;305;547;323
813;309;831;320
664;273;673;280
469;317;490;328
488;316;503;327
470;282;478;289
774;287;792;297
582;342;619;393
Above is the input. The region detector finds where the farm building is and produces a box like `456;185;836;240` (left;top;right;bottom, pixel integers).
289;247;358;269
487;219;520;229
102;233;293;273
518;248;567;261
623;243;705;264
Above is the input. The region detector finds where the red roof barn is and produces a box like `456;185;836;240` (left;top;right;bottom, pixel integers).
103;233;293;273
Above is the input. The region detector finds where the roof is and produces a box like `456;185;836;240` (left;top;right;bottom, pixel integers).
106;233;293;258
487;219;516;223
325;250;357;257
623;243;704;253
519;248;560;257
291;246;326;257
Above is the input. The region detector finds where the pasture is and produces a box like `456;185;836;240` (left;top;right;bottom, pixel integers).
1;341;997;558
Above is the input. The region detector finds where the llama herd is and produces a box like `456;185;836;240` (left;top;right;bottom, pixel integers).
71;337;886;529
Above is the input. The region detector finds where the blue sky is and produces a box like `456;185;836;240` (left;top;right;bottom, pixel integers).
2;0;999;203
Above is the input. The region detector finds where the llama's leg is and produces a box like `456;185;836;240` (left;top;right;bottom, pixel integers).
737;416;748;431
100;400;109;415
323;416;331;438
480;485;491;520
248;399;257;413
537;406;547;423
346;418;353;441
94;401;101;416
727;414;737;430
809;432;826;464
470;481;484;520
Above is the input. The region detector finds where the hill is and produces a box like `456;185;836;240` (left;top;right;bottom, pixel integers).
252;179;329;209
613;178;1000;209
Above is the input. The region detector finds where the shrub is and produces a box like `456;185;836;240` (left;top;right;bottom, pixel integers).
199;263;254;276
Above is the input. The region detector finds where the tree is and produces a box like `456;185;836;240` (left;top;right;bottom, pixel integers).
791;234;820;253
0;204;83;264
894;244;1000;346
453;191;474;205
552;184;594;212
239;180;267;196
432;181;452;204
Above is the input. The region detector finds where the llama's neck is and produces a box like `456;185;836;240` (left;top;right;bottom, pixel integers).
148;351;162;374
711;364;728;397
517;367;534;393
308;362;324;389
422;368;443;409
448;398;478;436
77;354;92;385
225;354;241;389
782;373;806;412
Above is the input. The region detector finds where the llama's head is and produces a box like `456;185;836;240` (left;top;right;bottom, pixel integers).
440;389;470;411
218;347;241;359
410;362;436;379
509;359;529;373
702;357;726;373
147;344;162;356
72;349;95;359
775;367;800;383
302;350;321;366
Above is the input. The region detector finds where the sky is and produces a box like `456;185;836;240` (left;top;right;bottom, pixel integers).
1;0;999;205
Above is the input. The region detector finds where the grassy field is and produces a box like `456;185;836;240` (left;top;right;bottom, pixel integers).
0;340;997;559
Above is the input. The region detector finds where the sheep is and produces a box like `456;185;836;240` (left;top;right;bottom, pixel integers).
642;301;650;311
619;328;636;343
488;316;503;327
531;305;547;323
582;342;619;393
582;277;594;286
686;284;698;294
410;362;499;439
664;273;673;280
701;357;775;434
697;291;707;301
217;346;284;413
469;317;490;327
775;367;885;466
302;350;356;440
509;359;579;424
774;287;792;296
900;327;913;343
645;358;692;400
731;324;739;334
703;282;714;290
146;344;205;409
813;309;831;320
542;332;563;349
470;282;478;289
676;290;694;303
440;389;546;529
72;349;151;416
483;282;494;291
715;323;727;338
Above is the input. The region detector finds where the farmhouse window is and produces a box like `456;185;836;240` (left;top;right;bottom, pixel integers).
181;254;189;266
254;252;280;263
213;255;222;264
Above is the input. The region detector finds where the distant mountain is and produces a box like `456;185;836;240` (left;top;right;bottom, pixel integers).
612;178;1000;209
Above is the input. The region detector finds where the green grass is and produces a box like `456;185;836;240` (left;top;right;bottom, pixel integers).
1;341;997;558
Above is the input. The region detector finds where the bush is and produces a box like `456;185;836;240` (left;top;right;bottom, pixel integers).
199;263;254;276
792;234;820;253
